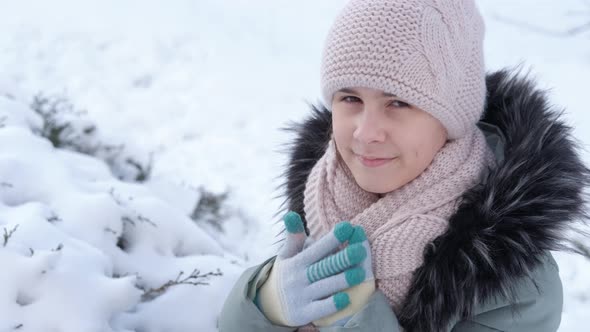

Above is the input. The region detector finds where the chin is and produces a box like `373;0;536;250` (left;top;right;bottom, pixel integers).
344;159;401;194
355;177;396;194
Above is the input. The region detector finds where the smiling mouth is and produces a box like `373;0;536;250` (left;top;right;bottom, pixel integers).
356;154;396;168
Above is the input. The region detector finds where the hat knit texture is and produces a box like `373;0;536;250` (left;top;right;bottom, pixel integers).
320;0;487;140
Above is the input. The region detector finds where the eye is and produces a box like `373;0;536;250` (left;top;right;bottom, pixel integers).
388;100;410;108
340;96;362;103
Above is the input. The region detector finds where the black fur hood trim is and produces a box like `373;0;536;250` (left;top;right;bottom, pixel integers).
274;68;590;331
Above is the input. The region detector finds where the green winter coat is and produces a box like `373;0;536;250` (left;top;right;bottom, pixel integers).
218;69;588;331
219;252;561;331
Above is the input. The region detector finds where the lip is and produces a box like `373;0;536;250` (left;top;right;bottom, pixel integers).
356;154;395;168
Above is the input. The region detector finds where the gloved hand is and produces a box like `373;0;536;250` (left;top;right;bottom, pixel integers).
312;225;376;327
254;211;369;327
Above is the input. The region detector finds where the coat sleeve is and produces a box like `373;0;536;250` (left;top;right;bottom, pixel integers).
218;256;296;332
218;255;403;332
451;252;563;332
317;290;402;332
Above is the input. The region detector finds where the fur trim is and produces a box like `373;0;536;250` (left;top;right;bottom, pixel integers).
275;69;590;331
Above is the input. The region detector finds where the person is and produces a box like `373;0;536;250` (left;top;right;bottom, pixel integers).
218;0;590;331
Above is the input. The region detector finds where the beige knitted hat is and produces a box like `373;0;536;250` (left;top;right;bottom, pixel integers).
321;0;487;140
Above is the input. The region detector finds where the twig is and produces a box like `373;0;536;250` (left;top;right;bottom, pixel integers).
3;225;19;247
104;227;118;235
141;268;223;301
125;151;154;182
566;21;590;35
121;216;136;226
493;14;590;36
46;211;62;223
110;188;157;228
109;187;125;206
137;214;157;227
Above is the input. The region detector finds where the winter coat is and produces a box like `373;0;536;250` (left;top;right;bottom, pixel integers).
218;69;590;332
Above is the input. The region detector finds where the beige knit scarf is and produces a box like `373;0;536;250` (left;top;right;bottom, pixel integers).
302;127;495;311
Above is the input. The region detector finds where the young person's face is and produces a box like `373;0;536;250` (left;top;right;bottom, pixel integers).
331;87;448;194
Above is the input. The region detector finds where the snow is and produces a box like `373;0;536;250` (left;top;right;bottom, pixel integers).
0;102;243;331
0;0;588;331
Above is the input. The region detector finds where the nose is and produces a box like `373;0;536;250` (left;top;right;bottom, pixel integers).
353;107;386;144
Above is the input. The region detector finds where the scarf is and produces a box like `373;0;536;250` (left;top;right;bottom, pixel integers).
302;126;495;311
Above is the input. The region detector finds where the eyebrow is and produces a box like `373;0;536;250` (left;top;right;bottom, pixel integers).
336;88;398;98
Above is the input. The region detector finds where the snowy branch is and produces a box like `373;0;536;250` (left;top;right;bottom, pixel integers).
30;93;154;182
190;187;231;232
104;227;118;235
46;211;62;223
141;268;223;301
125;153;154;183
109;188;157;228
2;224;19;247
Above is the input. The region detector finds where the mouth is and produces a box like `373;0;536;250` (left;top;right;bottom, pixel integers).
355;154;396;168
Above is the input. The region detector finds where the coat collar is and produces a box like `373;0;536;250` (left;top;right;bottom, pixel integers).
275;68;590;331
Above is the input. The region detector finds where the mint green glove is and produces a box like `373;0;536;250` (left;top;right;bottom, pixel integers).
254;211;369;327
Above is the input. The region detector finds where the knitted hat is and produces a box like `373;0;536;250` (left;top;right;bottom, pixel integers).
320;0;487;140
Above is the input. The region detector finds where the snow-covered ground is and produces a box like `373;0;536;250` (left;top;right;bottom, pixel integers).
0;0;588;331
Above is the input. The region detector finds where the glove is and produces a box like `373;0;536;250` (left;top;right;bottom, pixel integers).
254;211;369;327
312;225;376;327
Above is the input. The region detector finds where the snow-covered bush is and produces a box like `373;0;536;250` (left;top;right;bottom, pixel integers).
0;91;245;332
29;93;153;183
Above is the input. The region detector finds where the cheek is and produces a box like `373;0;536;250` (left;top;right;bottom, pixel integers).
410;131;445;165
332;116;354;144
333;131;352;161
398;124;439;162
